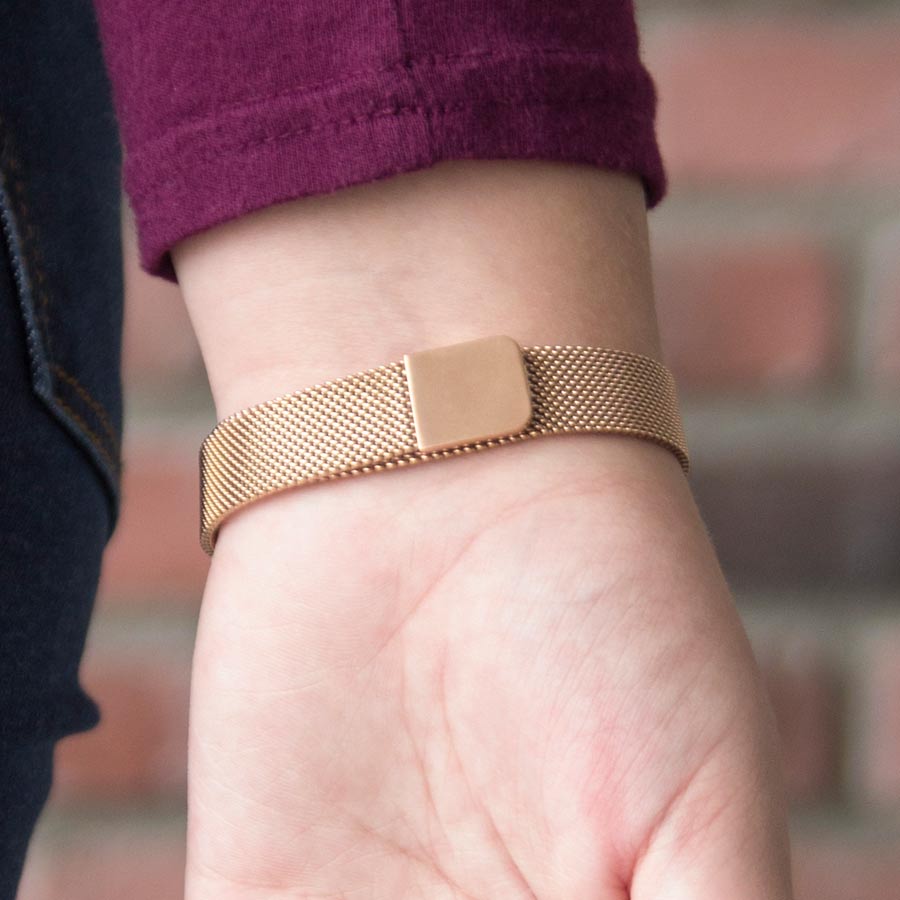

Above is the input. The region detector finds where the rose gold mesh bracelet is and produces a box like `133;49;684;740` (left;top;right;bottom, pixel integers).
199;335;690;555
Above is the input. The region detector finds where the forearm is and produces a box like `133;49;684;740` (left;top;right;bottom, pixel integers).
172;160;664;420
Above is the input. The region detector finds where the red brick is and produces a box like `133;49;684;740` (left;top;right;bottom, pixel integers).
52;647;190;801
644;21;900;185
18;828;185;900
653;237;836;389
856;624;900;805
98;432;210;601
122;203;203;386
792;834;900;900
694;455;900;588
864;220;900;385
754;634;839;803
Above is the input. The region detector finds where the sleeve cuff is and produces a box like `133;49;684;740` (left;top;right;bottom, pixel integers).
124;50;666;281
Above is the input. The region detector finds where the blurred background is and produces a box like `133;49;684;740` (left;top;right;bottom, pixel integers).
16;0;900;897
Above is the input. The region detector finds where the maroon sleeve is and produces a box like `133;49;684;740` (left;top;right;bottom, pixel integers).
92;0;666;281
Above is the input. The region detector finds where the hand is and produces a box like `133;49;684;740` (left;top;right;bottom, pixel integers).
183;435;792;899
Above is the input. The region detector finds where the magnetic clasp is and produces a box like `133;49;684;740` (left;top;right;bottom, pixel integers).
403;335;533;453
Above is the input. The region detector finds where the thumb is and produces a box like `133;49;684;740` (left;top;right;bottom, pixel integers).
629;733;794;900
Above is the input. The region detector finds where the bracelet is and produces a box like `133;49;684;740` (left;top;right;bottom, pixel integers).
199;335;690;555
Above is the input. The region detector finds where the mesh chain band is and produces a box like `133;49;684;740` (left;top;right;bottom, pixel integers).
199;338;690;555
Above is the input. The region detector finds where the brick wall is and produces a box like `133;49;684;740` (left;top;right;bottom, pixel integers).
16;2;900;897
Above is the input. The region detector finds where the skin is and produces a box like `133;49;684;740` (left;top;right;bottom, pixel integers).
172;160;794;899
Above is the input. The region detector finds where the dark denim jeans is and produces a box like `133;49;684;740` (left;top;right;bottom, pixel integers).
0;1;123;895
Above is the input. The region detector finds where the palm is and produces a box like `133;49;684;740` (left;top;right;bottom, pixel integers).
184;438;791;900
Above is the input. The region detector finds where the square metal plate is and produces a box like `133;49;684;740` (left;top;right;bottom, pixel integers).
404;335;533;453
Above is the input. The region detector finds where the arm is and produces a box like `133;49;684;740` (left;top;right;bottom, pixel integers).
90;1;792;895
91;0;665;281
173;161;792;900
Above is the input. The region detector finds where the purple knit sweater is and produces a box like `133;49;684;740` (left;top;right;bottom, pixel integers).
92;0;665;282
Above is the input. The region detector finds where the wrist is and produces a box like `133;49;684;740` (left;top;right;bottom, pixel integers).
210;432;695;569
171;160;664;418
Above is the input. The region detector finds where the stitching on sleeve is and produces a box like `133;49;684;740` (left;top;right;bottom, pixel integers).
131;93;651;199
136;47;640;146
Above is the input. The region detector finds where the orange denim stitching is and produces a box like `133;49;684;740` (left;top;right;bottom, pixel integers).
50;363;120;452
52;395;117;471
7;182;53;357
1;122;120;466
